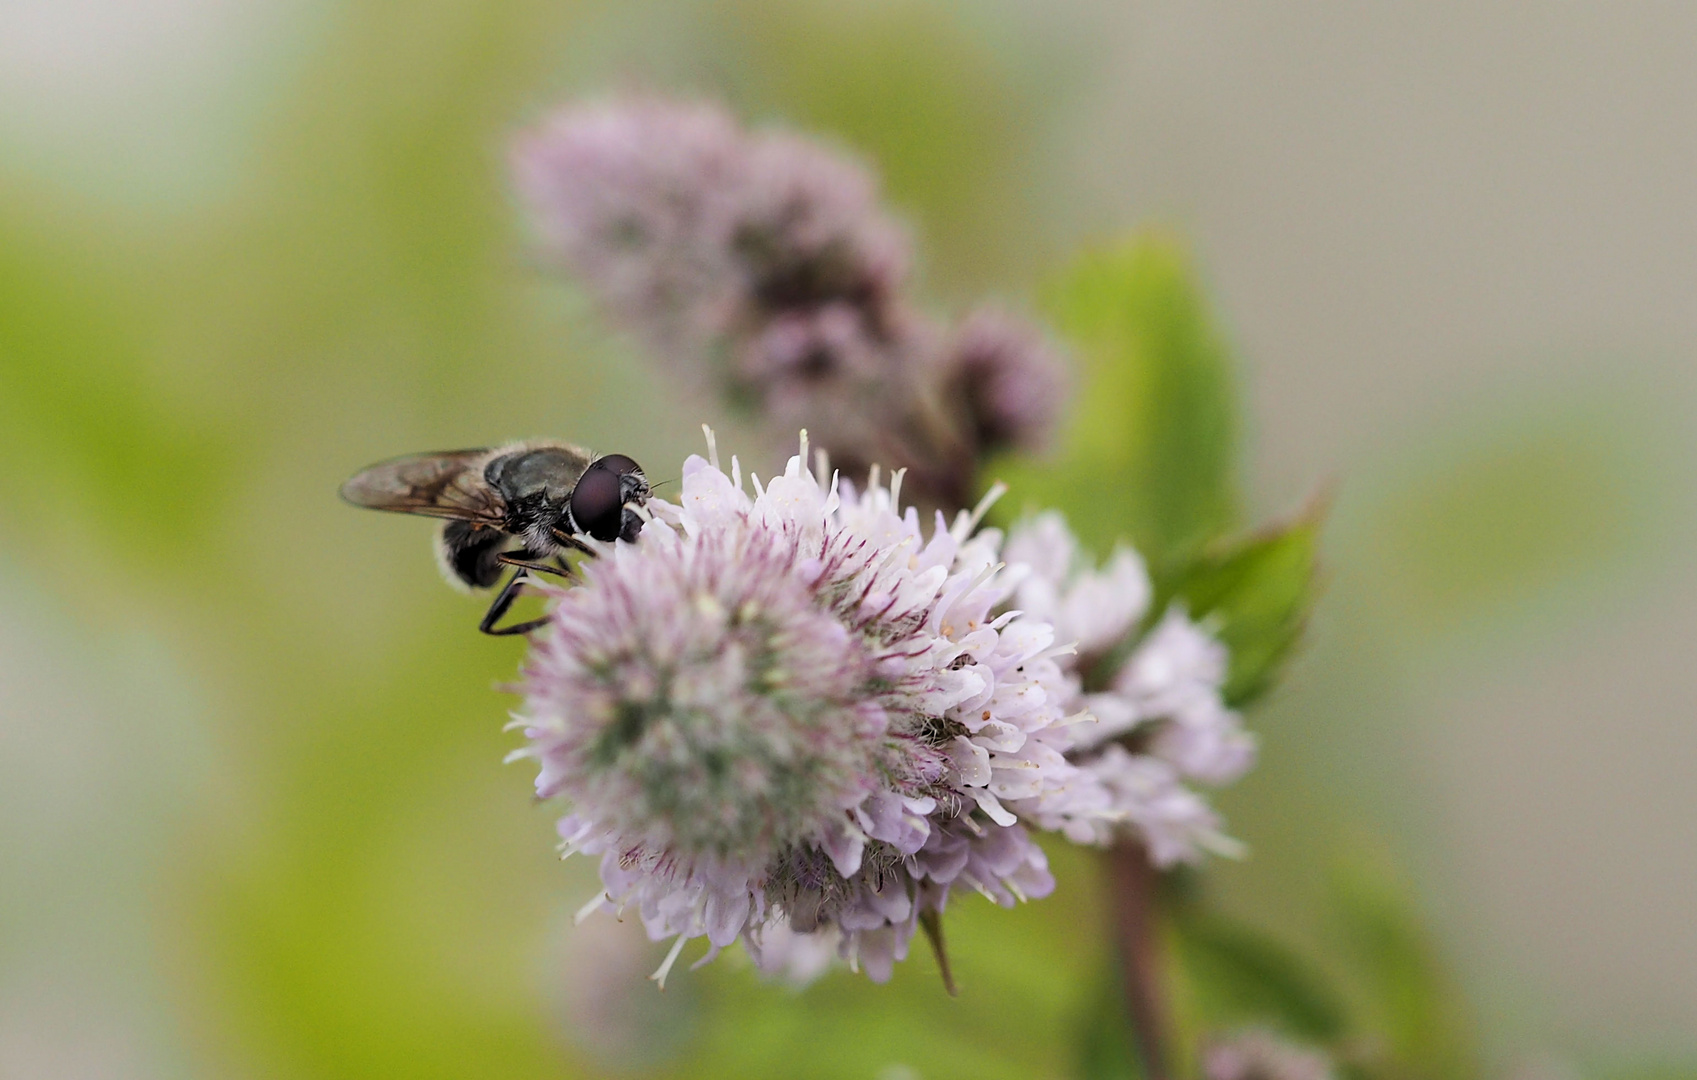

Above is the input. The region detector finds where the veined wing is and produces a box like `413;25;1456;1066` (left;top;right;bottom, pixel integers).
339;449;506;524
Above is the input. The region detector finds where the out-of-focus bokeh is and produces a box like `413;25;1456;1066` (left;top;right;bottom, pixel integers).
2;2;1693;1077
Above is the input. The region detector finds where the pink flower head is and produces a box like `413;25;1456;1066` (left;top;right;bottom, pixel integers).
514;433;1076;984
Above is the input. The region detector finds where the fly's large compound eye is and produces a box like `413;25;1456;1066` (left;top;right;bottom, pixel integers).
570;455;644;542
593;453;641;477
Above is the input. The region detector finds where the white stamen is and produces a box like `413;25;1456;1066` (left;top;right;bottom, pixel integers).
702;424;720;470
822;472;842;515
1002;877;1028;904
797;429;810;479
887;467;906;508
730;455;742;490
951;481;1008;542
502;747;532;764
554;820;595;856
574;892;608;925
650;934;689;989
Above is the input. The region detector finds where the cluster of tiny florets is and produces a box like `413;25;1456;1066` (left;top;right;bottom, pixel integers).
510;432;1267;985
1003;511;1256;866
512;97;1066;512
514;435;1078;984
523;522;892;863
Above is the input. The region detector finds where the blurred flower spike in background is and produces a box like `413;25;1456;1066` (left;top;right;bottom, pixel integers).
512;96;1068;513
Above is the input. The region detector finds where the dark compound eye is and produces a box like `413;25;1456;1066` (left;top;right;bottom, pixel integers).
569;462;626;541
593;453;642;477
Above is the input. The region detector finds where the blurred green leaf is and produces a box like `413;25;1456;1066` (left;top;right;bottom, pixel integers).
0;210;236;552
999;232;1238;564
1154;509;1323;708
1173;910;1349;1043
1358;394;1665;643
1329;853;1478;1080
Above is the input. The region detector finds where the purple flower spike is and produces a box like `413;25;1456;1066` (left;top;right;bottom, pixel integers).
939;305;1070;455
511;95;913;402
512;96;1072;515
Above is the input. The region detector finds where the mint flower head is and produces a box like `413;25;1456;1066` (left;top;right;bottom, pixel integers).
511;97;910;402
511;96;1067;514
525;520;895;862
514;434;1080;985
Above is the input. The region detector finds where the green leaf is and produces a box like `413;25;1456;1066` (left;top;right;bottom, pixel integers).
1328;853;1479;1080
1356;393;1668;644
1156;507;1323;708
995;231;1238;564
1172;910;1349;1042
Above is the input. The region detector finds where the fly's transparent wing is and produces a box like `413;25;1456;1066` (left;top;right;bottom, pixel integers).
339;449;505;524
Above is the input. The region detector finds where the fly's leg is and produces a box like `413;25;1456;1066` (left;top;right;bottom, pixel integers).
479;570;552;636
480;550;581;635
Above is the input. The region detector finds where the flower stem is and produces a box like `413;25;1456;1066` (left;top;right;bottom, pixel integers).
1107;838;1170;1079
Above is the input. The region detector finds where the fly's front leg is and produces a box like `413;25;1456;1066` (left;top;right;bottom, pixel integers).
479;569;552;636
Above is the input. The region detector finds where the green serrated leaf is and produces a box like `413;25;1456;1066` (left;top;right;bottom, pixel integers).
995;231;1239;564
1155;508;1323;708
1173;910;1349;1042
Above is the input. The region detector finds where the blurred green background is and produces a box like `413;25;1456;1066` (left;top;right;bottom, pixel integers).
3;2;1695;1077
